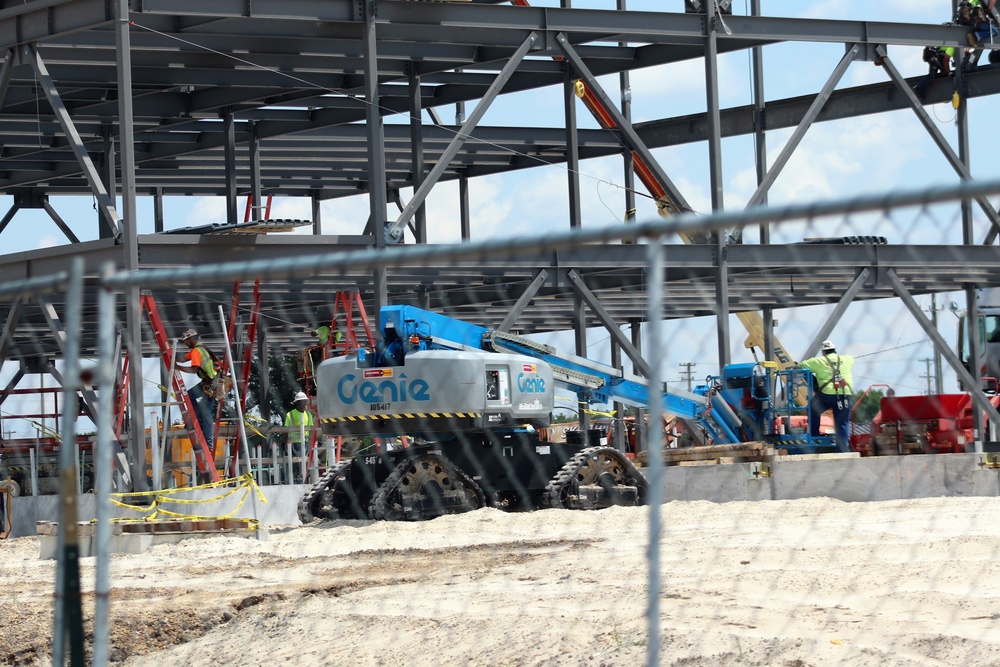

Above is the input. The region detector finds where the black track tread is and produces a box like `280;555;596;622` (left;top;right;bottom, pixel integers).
297;460;353;524
369;452;486;521
543;446;648;510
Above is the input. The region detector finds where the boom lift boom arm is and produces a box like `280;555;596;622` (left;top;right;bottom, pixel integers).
378;305;743;443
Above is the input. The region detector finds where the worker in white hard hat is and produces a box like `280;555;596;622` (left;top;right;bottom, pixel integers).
798;340;855;452
283;391;315;481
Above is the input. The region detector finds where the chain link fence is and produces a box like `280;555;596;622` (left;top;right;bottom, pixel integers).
1;179;1000;665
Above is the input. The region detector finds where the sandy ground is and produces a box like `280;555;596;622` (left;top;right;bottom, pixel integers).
2;496;1000;666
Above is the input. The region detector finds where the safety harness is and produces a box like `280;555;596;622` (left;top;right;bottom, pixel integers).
820;354;851;410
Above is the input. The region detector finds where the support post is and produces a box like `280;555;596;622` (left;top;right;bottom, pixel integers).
408;63;427;245
363;0;389;313
114;1;145;492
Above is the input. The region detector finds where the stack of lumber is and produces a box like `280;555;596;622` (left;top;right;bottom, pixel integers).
635;441;774;467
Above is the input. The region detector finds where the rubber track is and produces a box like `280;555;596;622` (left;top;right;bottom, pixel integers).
542;446;647;510
369;452;486;521
297;460;353;524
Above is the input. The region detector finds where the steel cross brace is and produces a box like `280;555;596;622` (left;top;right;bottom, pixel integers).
876;46;1000;241
565;268;651;378
24;45;121;242
885;268;1000;440
554;32;695;222
746;45;859;210
388;32;539;241
800;267;871;361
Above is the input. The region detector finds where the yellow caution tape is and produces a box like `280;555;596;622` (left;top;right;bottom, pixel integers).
105;473;267;523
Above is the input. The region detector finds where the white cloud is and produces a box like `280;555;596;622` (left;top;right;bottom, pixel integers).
36;234;59;249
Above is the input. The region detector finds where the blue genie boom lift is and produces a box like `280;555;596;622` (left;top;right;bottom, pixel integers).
298;306;836;522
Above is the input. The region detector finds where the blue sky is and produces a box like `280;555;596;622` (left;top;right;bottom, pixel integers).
0;1;991;435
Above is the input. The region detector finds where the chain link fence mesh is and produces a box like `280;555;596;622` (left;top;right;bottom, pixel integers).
1;180;1000;665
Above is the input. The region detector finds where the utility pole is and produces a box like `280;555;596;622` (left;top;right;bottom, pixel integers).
919;357;934;395
929;294;944;394
678;361;697;392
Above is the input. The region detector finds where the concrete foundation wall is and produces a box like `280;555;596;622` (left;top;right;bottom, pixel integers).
7;483;308;539
660;452;1000;503
6;454;1000;538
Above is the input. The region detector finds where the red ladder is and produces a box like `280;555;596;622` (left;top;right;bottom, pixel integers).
113;348;130;440
140;294;220;483
223;279;262;476
225;279;262;414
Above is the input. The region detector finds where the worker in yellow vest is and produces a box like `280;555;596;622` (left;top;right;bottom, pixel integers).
798;340;855;453
284;391;315;458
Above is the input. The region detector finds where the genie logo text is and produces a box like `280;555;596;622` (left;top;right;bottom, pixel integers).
337;371;430;411
517;372;545;394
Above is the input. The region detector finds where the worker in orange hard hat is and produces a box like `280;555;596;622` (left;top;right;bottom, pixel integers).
798;340;855;453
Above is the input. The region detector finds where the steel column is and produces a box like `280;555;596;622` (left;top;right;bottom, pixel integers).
408;64;427;244
704;2;730;371
116;0;145;492
363;0;389;313
224;109;238;225
249;120;262;222
459;173;471;241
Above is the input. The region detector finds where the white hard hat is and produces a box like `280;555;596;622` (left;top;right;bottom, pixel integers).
821;340;836;352
294;391;308;402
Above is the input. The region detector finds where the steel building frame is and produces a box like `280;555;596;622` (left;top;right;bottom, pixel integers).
0;0;996;457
